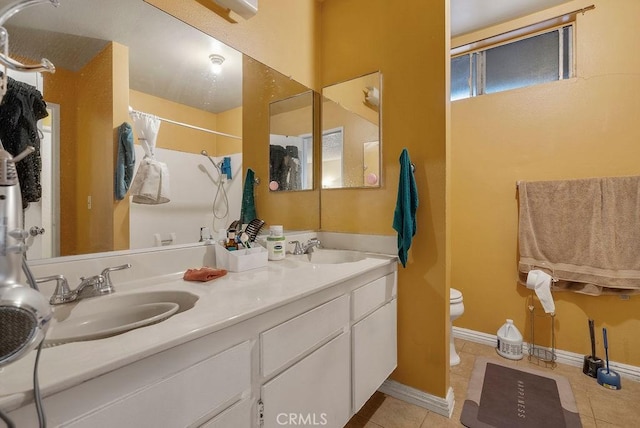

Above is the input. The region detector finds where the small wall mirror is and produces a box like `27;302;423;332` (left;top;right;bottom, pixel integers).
269;91;314;191
321;71;381;189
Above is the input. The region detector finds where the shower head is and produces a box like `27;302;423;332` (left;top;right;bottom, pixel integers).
201;150;220;170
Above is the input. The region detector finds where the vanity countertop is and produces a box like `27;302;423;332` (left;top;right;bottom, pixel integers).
0;252;395;411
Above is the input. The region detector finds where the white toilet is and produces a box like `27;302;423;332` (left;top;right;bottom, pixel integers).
450;288;464;366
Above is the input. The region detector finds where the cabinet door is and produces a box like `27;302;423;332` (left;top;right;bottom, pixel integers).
352;298;397;413
261;332;351;428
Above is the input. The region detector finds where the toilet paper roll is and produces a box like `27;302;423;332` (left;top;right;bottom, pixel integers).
526;270;555;314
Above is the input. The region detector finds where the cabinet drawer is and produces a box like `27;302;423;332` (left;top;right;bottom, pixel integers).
261;294;349;377
64;341;252;428
352;273;397;322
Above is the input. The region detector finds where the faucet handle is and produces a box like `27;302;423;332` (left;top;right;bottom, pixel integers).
289;240;303;255
100;263;132;292
36;274;72;305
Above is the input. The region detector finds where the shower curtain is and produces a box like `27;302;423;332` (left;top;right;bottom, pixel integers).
129;111;170;204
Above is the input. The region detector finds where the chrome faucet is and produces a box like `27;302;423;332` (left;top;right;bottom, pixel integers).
36;263;131;305
289;238;321;255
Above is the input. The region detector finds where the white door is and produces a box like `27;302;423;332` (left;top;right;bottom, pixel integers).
5;70;59;259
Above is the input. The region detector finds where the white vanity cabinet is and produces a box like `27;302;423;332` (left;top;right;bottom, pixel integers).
351;273;398;413
5;262;397;428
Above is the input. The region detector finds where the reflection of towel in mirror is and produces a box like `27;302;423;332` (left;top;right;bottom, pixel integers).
240;168;257;224
130;156;170;204
115;122;135;200
393;148;419;267
285;156;301;190
270;145;287;190
0;76;48;208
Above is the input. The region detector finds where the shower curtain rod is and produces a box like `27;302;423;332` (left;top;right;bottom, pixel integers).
128;107;242;140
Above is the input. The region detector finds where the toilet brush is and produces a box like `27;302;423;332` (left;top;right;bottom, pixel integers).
597;327;621;390
582;319;604;378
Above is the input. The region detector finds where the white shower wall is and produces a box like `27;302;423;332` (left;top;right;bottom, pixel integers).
129;147;243;249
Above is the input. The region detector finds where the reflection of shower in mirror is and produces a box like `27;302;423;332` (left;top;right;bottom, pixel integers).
201;149;230;221
130;148;243;250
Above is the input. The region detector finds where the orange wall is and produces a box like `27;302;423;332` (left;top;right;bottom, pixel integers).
147;0;320;231
47;43;123;255
74;43;121;255
112;43;131;252
153;0;449;398
130;90;217;154
243;57;320;230
451;0;640;365
217;106;243;155
44;67;78;256
321;100;378;187
321;0;449;397
129;90;242;156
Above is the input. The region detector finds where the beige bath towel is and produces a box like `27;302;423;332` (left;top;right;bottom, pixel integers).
518;176;640;295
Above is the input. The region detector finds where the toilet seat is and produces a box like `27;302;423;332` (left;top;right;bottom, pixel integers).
450;288;463;304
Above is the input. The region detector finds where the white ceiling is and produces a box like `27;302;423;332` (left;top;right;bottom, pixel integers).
451;0;575;37
4;0;575;114
6;0;243;114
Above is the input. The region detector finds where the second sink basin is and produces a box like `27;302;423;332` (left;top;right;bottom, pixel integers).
296;249;367;264
45;290;199;346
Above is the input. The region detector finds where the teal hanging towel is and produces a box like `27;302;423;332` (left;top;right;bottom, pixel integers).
240;168;257;224
392;148;418;267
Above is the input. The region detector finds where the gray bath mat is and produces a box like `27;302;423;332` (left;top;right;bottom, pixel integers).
460;357;582;428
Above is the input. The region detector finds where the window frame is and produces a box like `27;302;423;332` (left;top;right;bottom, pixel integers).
451;21;576;100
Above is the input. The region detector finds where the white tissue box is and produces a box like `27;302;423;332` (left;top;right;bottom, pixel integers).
214;242;268;272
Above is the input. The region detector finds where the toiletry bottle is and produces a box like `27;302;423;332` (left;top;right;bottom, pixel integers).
267;225;285;260
225;230;238;251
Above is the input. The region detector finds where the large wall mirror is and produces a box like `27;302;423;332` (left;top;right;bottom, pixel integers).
321;71;381;189
269;91;314;192
5;0;316;261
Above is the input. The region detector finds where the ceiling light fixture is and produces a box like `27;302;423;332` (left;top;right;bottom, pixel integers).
209;54;225;74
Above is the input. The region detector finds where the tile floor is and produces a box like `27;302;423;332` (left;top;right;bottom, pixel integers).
346;338;639;427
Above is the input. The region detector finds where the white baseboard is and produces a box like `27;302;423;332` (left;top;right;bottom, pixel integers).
378;380;455;418
453;326;640;382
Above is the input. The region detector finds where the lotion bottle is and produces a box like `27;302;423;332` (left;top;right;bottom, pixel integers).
267;225;285;260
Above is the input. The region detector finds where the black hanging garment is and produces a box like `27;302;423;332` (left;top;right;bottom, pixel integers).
0;76;49;208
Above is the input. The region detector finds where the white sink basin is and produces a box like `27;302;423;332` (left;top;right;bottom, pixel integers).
296;249;367;264
44;290;199;346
